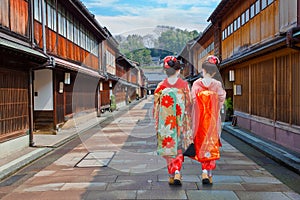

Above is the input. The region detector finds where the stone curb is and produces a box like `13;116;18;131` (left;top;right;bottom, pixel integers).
0;148;52;181
223;124;300;175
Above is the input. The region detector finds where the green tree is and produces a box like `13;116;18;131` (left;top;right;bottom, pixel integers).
115;26;199;67
119;34;144;55
157;28;199;54
126;48;152;66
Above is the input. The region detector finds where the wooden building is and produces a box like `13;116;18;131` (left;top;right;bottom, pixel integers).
0;0;49;149
115;55;138;107
182;0;300;153
31;0;109;133
0;0;146;155
139;68;148;98
100;30;118;112
145;72;167;95
100;29;143;111
127;64;139;101
178;24;216;86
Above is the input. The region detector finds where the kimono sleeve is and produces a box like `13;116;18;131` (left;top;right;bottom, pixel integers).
153;82;164;130
216;81;226;110
184;83;192;115
182;82;193;147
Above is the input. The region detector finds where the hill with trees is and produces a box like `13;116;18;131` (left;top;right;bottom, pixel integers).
115;26;200;68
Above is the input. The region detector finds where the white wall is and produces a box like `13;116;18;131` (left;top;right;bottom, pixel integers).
34;69;53;110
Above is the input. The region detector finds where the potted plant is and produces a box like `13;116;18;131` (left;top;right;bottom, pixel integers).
110;94;116;112
224;97;233;121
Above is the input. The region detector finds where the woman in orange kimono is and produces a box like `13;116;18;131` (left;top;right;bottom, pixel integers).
191;56;226;184
153;56;192;185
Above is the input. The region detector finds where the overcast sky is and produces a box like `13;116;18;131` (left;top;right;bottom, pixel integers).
80;0;221;36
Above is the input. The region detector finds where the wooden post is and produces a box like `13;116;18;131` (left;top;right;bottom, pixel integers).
289;52;292;125
53;70;57;130
29;69;34;146
273;56;277;123
249;64;252;115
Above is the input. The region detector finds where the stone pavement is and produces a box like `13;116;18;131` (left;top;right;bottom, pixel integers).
0;97;300;200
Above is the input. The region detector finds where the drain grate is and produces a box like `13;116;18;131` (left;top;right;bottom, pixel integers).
75;151;115;168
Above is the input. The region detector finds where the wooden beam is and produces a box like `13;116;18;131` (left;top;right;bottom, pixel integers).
289;52;292;125
53;70;57;128
249;64;252;115
273;56;277;124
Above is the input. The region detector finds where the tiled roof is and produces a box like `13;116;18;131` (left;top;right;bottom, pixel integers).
144;72;166;82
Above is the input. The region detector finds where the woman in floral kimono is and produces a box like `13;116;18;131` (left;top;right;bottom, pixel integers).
191;55;226;185
153;56;192;186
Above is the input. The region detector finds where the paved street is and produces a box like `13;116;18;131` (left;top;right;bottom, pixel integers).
0;97;299;200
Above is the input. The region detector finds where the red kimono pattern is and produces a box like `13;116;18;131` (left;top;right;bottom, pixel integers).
191;78;226;170
153;78;192;174
154;79;193;155
193;89;220;162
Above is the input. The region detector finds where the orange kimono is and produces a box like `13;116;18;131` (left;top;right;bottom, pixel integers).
191;78;226;170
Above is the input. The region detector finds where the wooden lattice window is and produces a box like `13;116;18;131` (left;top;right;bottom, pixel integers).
276;55;290;124
292;52;300;126
251;59;274;119
0;69;29;140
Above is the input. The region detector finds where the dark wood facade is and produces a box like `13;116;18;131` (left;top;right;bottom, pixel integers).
115;56;133;105
0;0;48;142
178;24;216;86
0;0;147;151
183;0;300;153
1;0;29;37
0;68;29;141
31;0;107;132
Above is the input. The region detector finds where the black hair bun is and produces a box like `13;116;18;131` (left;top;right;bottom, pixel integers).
167;60;175;67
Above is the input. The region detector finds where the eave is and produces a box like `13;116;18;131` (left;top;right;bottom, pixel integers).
220;36;286;68
0;37;47;64
207;0;237;23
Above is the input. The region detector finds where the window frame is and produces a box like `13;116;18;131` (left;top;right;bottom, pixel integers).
255;0;261;15
245;9;250;22
237;16;241;29
241;12;245;25
74;21;79;45
261;0;267;10
34;0;42;22
58;5;67;37
47;0;56;31
250;4;255;19
268;0;274;5
66;12;74;41
80;25;86;50
234;19;238;31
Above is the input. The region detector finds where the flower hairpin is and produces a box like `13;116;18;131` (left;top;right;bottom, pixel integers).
207;55;220;65
163;56;177;69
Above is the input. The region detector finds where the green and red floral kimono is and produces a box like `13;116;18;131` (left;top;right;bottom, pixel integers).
153;78;192;175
